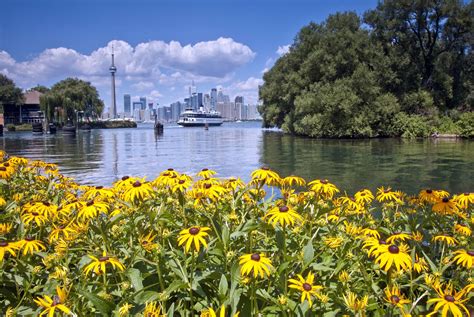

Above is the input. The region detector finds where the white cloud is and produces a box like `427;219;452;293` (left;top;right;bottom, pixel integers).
131;81;155;91
276;44;290;56
235;77;263;90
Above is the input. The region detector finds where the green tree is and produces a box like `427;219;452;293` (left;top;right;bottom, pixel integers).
40;78;104;123
0;74;24;111
30;85;50;94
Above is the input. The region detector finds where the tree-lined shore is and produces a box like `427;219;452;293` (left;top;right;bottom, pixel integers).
259;0;473;138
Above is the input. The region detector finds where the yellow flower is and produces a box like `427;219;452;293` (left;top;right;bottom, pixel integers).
263;204;302;227
114;175;140;191
0;197;6;208
281;175;306;187
139;232;158;252
427;283;470;317
23;201;57;218
376;186;402;203
452;249;474;269
122;180;153;203
343;292;368;313
384;285;410;315
143;301;165;317
0;162;15;179
374;243;412;272
433;234;457;246
412;231;423;242
172;175;192;193
223;177;245;191
288;271;323;306
197;168;216;179
177;226;211;253
48;224;77;243
453;192;474;209
119;303;134;316
412;254;429;273
78;200;109;220
354;189;374;205
453;223;472;236
251;167;280;186
83;186;115;200
21;211;49;226
432;198;459;215
361;228;380;239
419;189;441;204
324;237;344;249
338;270;350;283
386;232;411;244
239;253;273;278
15;238;46;255
83;251;125;276
34;286;71;317
308;179;339;199
363;237;388;257
200;305;240;317
0;223;13;234
0;241;18;261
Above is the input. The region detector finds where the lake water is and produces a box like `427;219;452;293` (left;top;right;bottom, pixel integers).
1;121;472;194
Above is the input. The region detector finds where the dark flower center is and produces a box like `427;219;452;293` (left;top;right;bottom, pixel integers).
391;295;400;304
133;181;142;187
204;183;212;189
426;189;433;194
86;200;94;206
442;197;449;203
58;225;66;229
42;201;50;207
229;178;236;182
99;256;110;262
178;180;185;184
302;283;312;291
202;168;209;171
467;250;474;256
261;167;269;170
444;295;455;302
96;186;103;189
388;245;399;254
464;192;470;196
163;172;170;176
52;295;60;306
0;241;8;247
121;176;130;181
251;253;261;261
320;179;328;184
25;236;34;241
189;227;200;235
0;167;6;171
170;175;177;179
3;163;9;167
360;192;366;196
379;240;387;245
31;212;39;216
279;205;289;213
384;189;391;193
167;168;174;171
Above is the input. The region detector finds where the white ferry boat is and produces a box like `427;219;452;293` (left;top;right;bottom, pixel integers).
177;107;224;127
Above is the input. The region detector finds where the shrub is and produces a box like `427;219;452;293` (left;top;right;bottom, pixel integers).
387;112;432;138
456;111;474;138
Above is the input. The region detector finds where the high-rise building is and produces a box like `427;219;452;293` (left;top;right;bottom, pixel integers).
203;94;210;110
124;94;131;114
109;50;117;118
210;88;217;111
133;102;142;111
140;97;147;110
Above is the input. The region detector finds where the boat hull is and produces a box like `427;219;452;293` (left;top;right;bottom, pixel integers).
177;121;223;127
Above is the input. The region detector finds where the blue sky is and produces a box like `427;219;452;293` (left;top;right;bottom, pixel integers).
1;0;378;112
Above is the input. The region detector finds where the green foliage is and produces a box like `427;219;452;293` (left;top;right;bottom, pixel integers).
259;1;473;138
387;113;432;138
456;112;474;138
0;74;23;108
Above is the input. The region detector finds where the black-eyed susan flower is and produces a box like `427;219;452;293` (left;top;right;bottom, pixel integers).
374;243;412;272
251;167;280;186
197;168;216;179
343;292;368;314
308;179;339;199
363;237;388;257
143;301;165;317
386;232;411;244
412;254;429;273
83;185;115;200
361;228;380;239
171;175;192;193
78;200;109;220
288;271;323;306
432;197;459;215
0;162;15;179
412;231;423;242
83;251;125;276
200;305;240;317
263;204;302;227
21;211;48;226
0;241;18;262
433;234;457;246
282;175;306;188
122;180;153;203
452;249;474;269
48;224;77;243
376;186;402;203
239;253;273;278
223;177;245;191
177;226;211;253
453;223;472;236
16;237;46;256
139;232;158;252
419;189;440;204
338;270;350;283
34;286;71;316
427;282;470;317
0;223;13;235
118;303;134;317
384;285;410;314
453;192;474;209
23;201;57;218
354;189;374;205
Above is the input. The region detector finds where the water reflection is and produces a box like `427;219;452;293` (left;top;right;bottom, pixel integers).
1;122;472;194
260;133;474;194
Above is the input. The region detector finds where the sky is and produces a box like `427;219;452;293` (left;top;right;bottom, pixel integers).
1;0;378;113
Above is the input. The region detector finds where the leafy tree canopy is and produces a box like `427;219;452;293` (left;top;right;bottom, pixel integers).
0;74;24;107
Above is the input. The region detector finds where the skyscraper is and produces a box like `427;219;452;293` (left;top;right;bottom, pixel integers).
124;94;131;114
109;49;117;118
140;97;147;110
210;88;217;111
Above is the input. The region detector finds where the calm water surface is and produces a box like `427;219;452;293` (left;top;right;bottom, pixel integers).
1;121;472;194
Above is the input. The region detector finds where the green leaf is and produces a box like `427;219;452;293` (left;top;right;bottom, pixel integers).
218;274;228;300
303;240;314;266
127;268;143;291
78;289;115;315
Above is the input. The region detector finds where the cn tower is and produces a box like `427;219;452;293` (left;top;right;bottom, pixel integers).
109;47;117;118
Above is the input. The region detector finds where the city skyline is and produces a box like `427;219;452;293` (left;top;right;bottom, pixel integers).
1;0;378;109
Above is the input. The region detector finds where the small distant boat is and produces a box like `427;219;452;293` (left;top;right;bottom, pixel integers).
177;107;223;127
32;122;43;135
